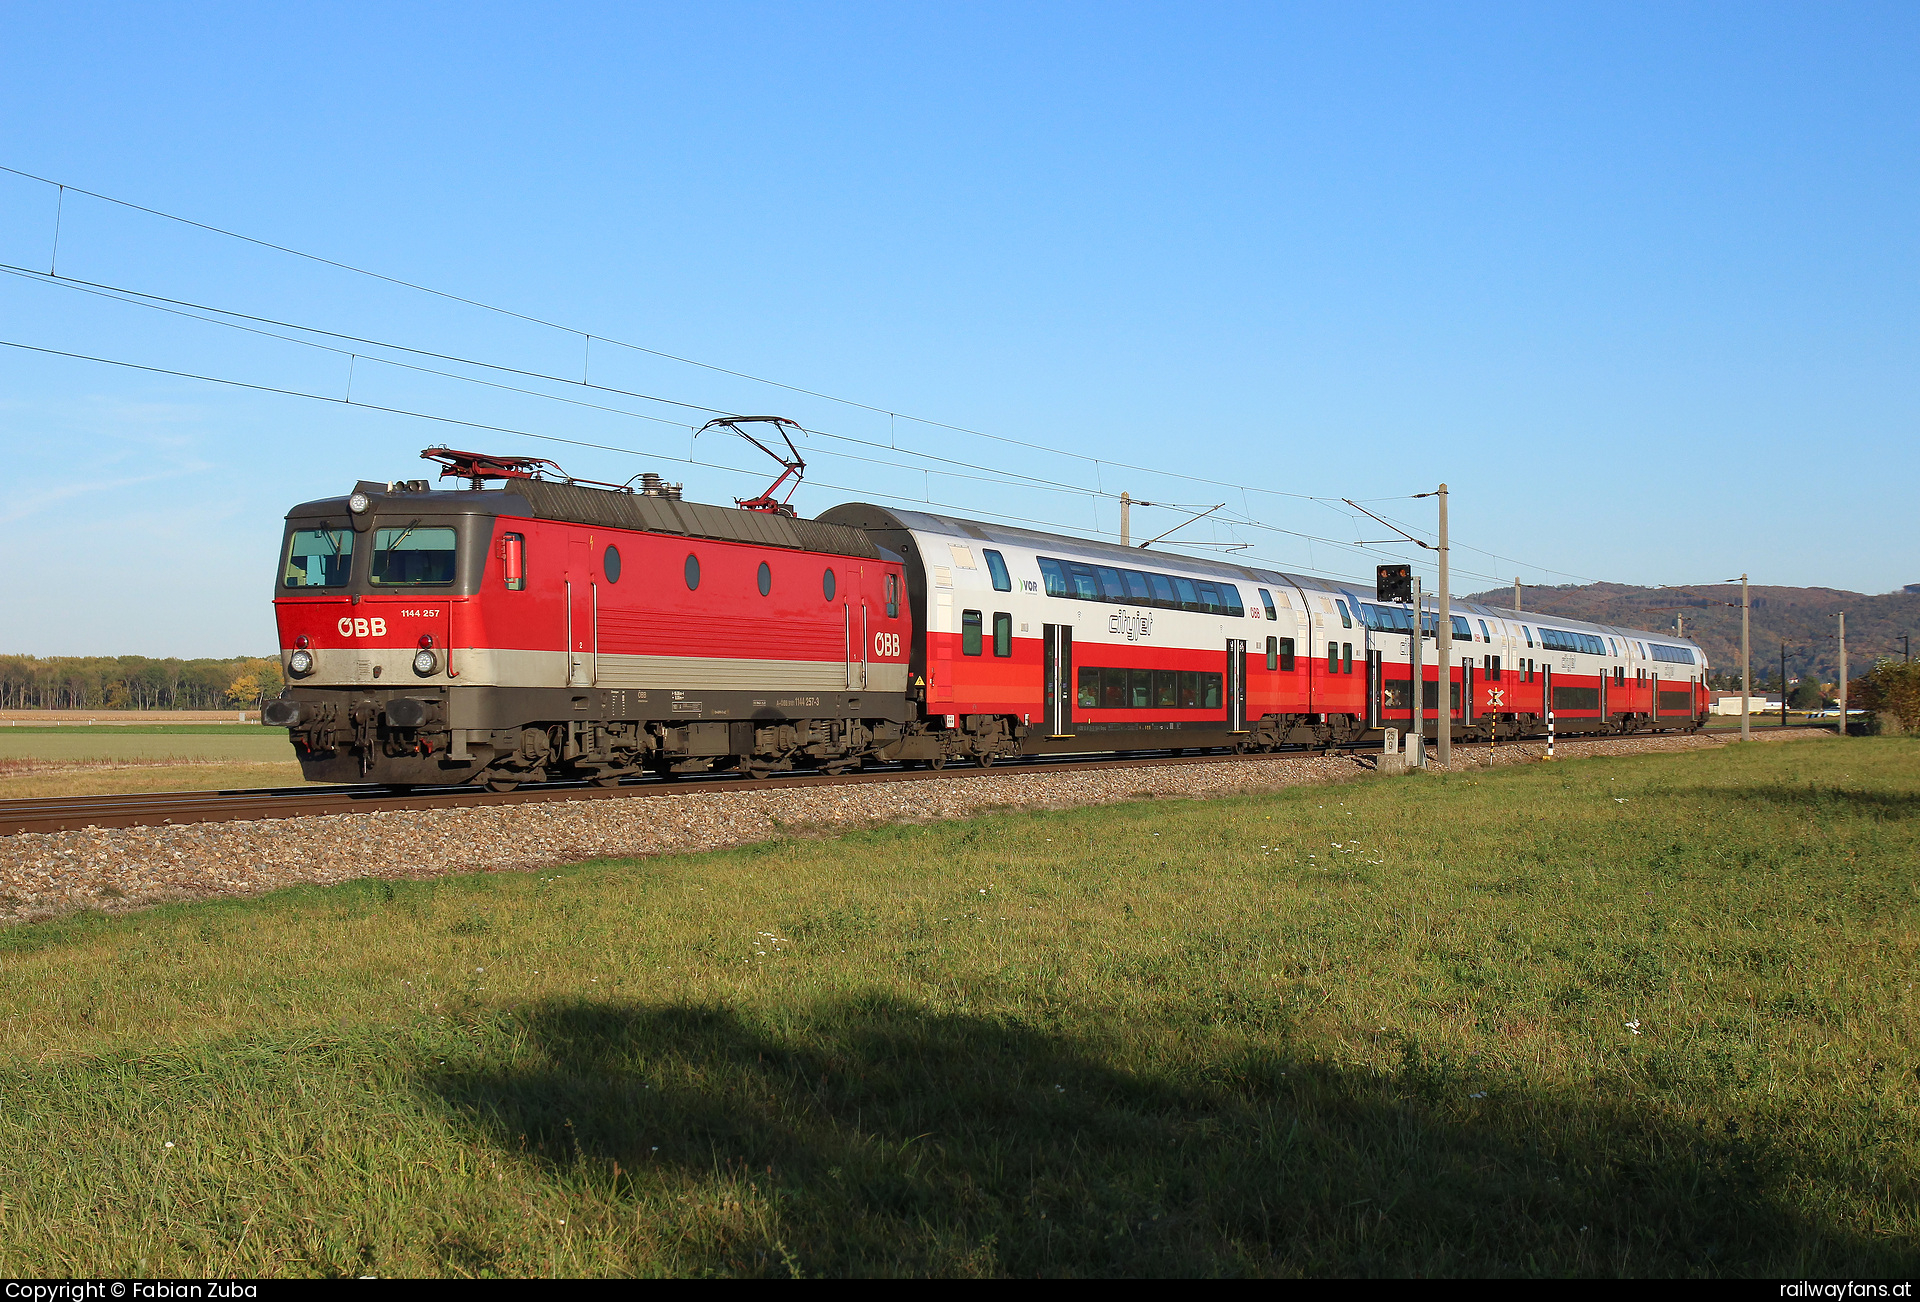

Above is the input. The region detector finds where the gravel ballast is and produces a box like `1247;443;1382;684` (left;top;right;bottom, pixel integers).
0;729;1828;926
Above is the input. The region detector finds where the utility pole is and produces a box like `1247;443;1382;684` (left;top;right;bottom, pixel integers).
1437;483;1451;768
1735;574;1750;742
1119;492;1131;547
1513;577;1521;611
1901;633;1911;663
1411;575;1424;764
1838;612;1847;737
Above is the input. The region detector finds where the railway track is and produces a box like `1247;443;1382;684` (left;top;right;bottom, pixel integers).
0;729;1701;837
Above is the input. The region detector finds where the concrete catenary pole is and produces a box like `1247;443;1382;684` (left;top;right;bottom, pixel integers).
1411;574;1424;764
1513;577;1521;611
1119;492;1131;547
1838;611;1848;737
1740;573;1751;743
1437;483;1451;768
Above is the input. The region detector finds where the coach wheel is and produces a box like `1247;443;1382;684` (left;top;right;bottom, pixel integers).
928;755;948;771
484;775;520;793
976;753;995;769
590;773;622;788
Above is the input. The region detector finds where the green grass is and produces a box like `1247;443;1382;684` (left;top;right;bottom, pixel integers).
0;731;290;763
1;737;1915;1277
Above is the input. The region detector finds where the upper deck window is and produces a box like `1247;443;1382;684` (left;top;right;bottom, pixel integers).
370;526;457;587
283;528;354;588
983;549;1012;592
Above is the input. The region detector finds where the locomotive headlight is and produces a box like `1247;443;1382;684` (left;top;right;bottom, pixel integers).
348;492;370;514
412;648;439;676
288;649;315;677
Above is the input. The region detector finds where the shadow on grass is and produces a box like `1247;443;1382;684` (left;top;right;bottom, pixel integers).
1677;783;1920;819
423;996;1911;1277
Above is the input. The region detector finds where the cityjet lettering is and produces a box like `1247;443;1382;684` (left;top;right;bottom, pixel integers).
1108;609;1153;642
337;617;388;638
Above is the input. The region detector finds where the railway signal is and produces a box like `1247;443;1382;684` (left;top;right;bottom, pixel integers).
1377;564;1412;603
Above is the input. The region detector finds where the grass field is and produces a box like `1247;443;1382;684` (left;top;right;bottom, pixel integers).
0;737;1913;1277
0;725;307;797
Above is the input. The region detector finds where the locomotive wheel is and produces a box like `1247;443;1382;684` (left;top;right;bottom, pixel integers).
976;753;995;769
483;775;520;793
928;755;948;770
590;773;623;788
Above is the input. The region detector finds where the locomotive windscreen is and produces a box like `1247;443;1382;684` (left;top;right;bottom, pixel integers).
370;526;457;587
283;527;354;588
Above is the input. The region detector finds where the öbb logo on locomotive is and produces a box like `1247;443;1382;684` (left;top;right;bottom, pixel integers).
267;446;1709;788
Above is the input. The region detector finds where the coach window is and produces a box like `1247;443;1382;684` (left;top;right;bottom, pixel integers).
993;612;1012;657
370;526;457;587
1479;619;1491;642
885;573;899;618
1221;582;1248;616
1488;656;1502;682
1258;588;1278;621
1097;567;1129;601
1077;666;1099;708
1335;599;1353;629
983;549;1011;592
1123;570;1152;602
1067;562;1101;600
603;544;622;584
1266;636;1278;671
1327;643;1338;674
962;609;983;656
1038;557;1069;597
1279;637;1296;671
756;560;772;596
822;567;836;601
498;532;525;591
1343;642;1353;674
1522;625;1534;648
1144;573;1174;607
1170;577;1199;611
684;553;701;591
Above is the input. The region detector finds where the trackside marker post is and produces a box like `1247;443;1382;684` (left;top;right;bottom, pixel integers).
1547;709;1555;760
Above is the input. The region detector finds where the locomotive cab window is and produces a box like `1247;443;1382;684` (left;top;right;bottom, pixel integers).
498;532;526;591
284;527;354;588
885;573;899;618
369;526;456;587
983;549;1011;592
962;609;983;656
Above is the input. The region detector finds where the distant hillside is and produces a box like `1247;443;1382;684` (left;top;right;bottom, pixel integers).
1461;582;1919;689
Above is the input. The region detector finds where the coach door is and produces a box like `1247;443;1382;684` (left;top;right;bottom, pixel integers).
1044;624;1074;736
1227;638;1247;732
566;536;594;687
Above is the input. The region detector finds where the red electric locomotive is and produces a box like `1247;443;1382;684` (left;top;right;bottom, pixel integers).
266;448;1709;785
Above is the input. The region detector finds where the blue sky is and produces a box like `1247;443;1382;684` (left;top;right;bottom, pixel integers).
2;2;1914;655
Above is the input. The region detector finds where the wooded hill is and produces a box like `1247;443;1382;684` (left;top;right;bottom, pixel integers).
1462;582;1919;689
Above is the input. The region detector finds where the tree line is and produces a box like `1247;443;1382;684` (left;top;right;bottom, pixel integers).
0;655;285;711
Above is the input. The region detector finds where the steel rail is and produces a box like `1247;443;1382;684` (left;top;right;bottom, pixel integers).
0;730;1697;837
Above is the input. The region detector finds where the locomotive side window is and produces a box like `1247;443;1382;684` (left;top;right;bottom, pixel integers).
370;526;456;587
757;561;772;596
284;527;354;588
684;553;701;590
604;545;622;584
1266;636;1278;671
1258;588;1278;621
983;549;1012;592
993;612;1012;657
499;532;526;591
961;609;983;656
823;567;836;601
885;573;899;618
